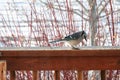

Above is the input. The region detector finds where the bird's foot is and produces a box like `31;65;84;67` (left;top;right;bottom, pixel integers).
72;46;80;50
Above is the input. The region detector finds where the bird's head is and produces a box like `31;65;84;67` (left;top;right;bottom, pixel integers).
81;31;87;41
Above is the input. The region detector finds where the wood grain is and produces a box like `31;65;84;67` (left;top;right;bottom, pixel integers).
0;61;6;80
0;50;120;70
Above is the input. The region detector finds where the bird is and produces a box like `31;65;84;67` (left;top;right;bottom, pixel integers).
49;30;87;49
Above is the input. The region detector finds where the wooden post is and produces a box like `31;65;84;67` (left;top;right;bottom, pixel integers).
78;71;83;80
33;71;39;80
101;70;106;80
0;61;6;80
55;71;60;80
10;71;15;80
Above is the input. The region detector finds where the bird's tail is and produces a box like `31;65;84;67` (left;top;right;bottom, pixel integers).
49;39;64;43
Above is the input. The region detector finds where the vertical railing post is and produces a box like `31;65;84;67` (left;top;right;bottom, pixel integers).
0;61;6;80
78;71;83;80
55;71;60;80
101;70;106;80
10;71;15;80
33;71;39;80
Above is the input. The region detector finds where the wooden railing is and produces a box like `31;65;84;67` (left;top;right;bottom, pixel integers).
0;61;6;80
0;47;120;80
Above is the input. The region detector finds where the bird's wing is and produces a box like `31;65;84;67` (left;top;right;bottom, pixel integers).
49;31;82;43
64;32;81;41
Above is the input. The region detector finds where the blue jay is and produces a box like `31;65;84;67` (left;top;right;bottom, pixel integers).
49;30;87;49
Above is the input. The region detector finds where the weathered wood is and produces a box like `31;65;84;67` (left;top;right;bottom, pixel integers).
0;50;120;70
78;71;83;80
1;49;120;57
33;71;39;80
55;71;60;80
0;49;120;80
101;70;106;80
1;56;120;70
10;71;15;80
0;61;6;80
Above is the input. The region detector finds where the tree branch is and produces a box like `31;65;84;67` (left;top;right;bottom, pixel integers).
96;0;105;11
75;0;88;12
39;0;48;6
100;9;120;18
74;9;88;16
98;0;109;16
53;6;89;21
73;9;89;21
88;0;96;9
39;0;89;21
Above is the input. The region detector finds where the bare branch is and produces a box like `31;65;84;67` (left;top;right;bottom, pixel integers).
88;0;96;9
53;6;89;21
73;10;89;21
75;9;88;17
96;0;105;11
39;0;48;5
75;0;88;12
98;0;109;16
39;0;89;21
100;9;120;18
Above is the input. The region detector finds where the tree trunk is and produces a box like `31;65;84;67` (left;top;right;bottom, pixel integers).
89;0;98;46
88;1;102;80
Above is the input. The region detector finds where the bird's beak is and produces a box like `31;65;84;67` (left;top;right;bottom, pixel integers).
84;36;87;41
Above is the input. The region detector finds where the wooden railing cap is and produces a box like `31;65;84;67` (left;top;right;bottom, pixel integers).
0;46;120;57
0;46;120;50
